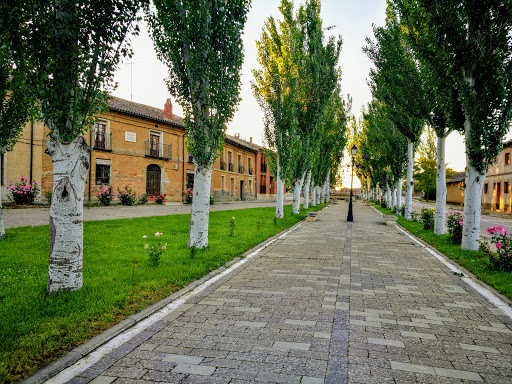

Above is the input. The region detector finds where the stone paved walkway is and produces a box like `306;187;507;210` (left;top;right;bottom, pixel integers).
49;202;512;384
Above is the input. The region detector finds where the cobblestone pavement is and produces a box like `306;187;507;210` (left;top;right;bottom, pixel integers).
54;201;512;384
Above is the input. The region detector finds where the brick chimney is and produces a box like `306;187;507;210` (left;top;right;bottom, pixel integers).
250;137;253;143
163;98;173;119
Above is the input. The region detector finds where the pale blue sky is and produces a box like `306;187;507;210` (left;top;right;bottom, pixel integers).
111;0;467;174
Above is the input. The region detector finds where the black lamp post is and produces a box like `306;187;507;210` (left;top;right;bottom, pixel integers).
347;145;357;222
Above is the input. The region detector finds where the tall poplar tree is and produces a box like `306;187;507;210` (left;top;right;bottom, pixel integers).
253;0;298;219
364;7;424;219
3;0;144;292
395;0;512;250
149;0;251;247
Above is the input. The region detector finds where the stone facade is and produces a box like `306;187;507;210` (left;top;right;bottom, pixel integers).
482;140;512;212
3;97;268;204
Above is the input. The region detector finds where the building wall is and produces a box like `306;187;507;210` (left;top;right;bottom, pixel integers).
256;149;277;200
211;144;257;202
1;120;45;202
482;144;512;212
446;182;464;205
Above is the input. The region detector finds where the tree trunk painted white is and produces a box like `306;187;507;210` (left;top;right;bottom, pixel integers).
275;166;285;218
461;125;485;251
324;174;330;203
404;140;414;220
292;173;305;214
319;185;324;204
387;188;391;207
0;184;5;239
392;186;397;210
435;134;447;235
303;171;311;209
311;183;317;207
397;179;402;215
188;165;212;248
46;135;90;292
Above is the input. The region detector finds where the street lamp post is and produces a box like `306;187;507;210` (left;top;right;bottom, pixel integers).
347;145;357;222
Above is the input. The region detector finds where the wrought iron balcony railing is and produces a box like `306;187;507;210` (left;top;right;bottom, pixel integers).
145;141;172;160
93;133;112;151
238;165;244;174
228;163;235;172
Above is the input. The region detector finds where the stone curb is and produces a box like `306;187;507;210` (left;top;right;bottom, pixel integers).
22;205;329;384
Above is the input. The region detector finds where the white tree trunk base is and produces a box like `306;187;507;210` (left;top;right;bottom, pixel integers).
405;140;414;220
435;135;447;235
292;174;304;214
303;171;311;210
47;136;90;292
462;162;485;250
275;171;285;219
188;166;213;248
311;184;317;207
397;180;402;215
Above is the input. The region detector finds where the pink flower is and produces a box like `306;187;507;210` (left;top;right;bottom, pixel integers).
155;232;162;238
459;221;463;225
142;235;147;239
232;217;235;220
496;243;502;249
498;225;504;230
487;228;494;234
144;244;149;249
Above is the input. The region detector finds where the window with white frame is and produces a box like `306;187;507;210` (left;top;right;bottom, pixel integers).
95;159;111;185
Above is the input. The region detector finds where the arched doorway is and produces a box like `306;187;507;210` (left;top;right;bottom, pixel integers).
146;164;161;195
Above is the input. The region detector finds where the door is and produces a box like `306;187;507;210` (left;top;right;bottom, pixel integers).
496;182;501;210
94;122;106;149
146;164;161;195
240;180;244;201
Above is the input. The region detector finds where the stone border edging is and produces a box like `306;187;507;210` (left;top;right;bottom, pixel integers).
22;205;328;384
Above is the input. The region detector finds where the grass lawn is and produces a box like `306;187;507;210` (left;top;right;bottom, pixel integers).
373;204;512;301
0;204;326;383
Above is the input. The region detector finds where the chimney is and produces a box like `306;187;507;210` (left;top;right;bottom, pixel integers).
163;98;173;119
250;137;253;143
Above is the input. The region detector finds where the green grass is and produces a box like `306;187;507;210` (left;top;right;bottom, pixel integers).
373;204;512;301
0;204;327;383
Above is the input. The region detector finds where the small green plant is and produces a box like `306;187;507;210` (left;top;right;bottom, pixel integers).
138;194;148;205
453;272;464;277
182;188;193;204
44;191;52;204
409;210;420;222
210;196;215;205
398;205;405;216
229;216;236;237
6;177;40;205
117;185;136;206
143;232;167;266
420;208;435;230
190;246;196;259
94;185;114;206
447;211;463;244
478;226;512;272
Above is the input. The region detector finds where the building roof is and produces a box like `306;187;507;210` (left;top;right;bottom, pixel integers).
107;96;262;153
107;96;185;128
447;171;465;184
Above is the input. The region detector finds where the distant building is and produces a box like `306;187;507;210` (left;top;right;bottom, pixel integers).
446;172;465;205
482;140;512;212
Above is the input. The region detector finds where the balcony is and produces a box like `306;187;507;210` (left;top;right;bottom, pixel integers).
145;141;172;160
228;163;235;172
260;185;267;194
260;163;267;173
249;167;254;175
220;160;226;170
93;133;112;151
238;165;244;174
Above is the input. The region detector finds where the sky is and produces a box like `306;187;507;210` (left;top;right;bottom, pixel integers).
111;0;470;188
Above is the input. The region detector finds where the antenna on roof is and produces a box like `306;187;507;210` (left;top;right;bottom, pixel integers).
126;62;143;101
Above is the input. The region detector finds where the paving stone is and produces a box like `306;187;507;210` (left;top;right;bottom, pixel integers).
285;319;317;326
400;330;437;340
162;354;204;364
234;321;267;328
390;361;436;375
89;376;117;384
367;338;405;348
273;341;311;351
459;343;500;354
433;367;483;381
172;363;215;376
300;377;324;384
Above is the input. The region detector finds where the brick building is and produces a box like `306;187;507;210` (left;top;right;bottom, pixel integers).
2;97;275;203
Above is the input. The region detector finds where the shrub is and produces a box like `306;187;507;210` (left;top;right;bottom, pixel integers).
6;177;40;205
142;232;167;266
420;208;435;230
210;196;215;205
380;199;387;208
182;189;193;204
398;205;405;216
117;186;136;206
229;216;236;237
153;194;166;205
138;194;148;205
446;211;463;244
94;185;114;206
410;210;420;222
479;226;512;272
44;191;52;204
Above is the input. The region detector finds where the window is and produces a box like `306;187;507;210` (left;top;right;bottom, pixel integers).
484;183;489;194
95;159;111;185
506;153;511;165
149;131;161;158
238;154;243;173
94;121;110;150
221;175;225;190
505;182;510;194
230;177;235;195
249;179;253;195
186;172;194;190
228;151;234;171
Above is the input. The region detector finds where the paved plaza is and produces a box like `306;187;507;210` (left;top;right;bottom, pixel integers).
36;201;512;384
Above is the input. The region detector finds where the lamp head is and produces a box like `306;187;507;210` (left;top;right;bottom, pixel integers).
351;145;357;157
